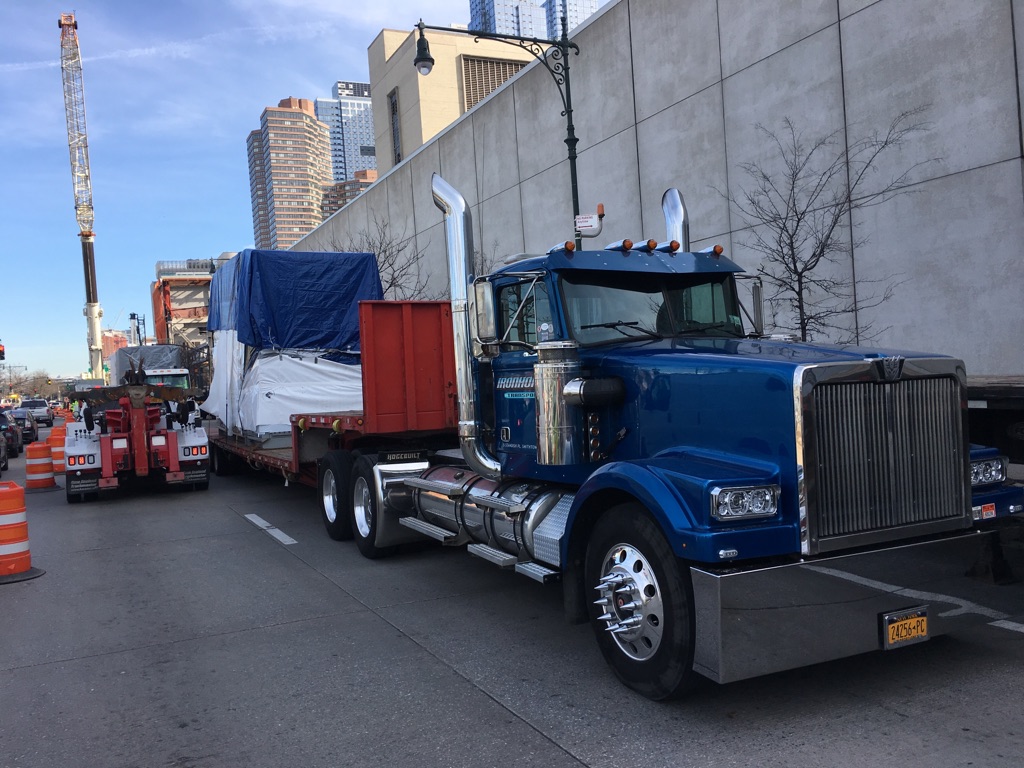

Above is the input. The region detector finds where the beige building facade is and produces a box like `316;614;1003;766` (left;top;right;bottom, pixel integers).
369;27;537;174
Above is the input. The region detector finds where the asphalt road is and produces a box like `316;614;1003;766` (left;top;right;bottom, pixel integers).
2;437;1024;768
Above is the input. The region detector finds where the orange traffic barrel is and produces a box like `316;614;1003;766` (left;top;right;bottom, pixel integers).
47;434;65;475
25;442;57;491
0;481;44;583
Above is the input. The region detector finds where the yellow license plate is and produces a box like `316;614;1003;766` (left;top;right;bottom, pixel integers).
882;607;929;650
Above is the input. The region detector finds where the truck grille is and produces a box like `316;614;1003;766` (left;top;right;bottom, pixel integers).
810;376;966;546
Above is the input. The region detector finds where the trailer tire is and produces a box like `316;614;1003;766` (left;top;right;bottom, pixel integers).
318;451;354;541
211;446;234;476
584;503;697;700
350;455;394;559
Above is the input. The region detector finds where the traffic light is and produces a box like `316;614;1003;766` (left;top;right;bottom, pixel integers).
47;378;53;385
0;343;5;360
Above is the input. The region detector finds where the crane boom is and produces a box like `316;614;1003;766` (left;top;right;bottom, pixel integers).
59;12;103;379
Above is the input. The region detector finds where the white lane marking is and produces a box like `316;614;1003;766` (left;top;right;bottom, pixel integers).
990;620;1024;634
244;513;297;545
805;565;1007;620
266;528;298;546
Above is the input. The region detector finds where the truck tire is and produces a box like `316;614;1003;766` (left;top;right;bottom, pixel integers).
350;455;395;559
584;503;697;700
211;446;234;476
318;451;354;541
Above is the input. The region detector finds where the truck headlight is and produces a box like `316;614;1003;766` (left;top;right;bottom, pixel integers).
971;457;1007;486
710;485;780;520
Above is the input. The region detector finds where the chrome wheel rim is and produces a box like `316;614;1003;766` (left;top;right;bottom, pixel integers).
594;542;665;661
321;468;338;524
353;475;373;539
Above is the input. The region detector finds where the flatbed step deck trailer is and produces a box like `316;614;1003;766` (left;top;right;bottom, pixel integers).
207;301;460;486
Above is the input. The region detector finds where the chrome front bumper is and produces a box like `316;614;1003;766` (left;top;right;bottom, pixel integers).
691;523;1023;683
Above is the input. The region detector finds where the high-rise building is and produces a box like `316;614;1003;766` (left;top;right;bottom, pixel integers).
544;0;599;39
470;0;599;39
470;0;546;37
246;97;332;250
246;130;271;248
314;81;377;183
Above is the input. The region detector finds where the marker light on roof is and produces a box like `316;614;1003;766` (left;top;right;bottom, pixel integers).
546;241;576;254
655;240;681;253
604;239;634;252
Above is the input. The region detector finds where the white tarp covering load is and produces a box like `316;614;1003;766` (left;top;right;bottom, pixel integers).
235;350;363;436
202;329;245;432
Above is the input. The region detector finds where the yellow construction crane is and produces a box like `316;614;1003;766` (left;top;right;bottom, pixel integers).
58;12;104;379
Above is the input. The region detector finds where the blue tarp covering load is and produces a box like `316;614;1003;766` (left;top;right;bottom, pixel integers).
208;249;383;353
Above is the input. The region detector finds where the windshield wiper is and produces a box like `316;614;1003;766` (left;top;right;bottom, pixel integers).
675;321;743;337
580;320;661;340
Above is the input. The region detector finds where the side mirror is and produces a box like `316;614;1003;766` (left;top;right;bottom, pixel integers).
473;279;496;343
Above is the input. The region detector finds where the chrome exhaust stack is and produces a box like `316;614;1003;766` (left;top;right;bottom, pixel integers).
661;188;690;252
432;173;502;480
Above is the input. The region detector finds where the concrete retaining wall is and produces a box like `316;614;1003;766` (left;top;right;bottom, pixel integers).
296;0;1024;374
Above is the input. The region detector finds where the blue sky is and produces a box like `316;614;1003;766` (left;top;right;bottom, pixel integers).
0;0;470;378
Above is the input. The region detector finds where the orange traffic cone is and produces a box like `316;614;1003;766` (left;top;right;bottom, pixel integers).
25;442;57;491
0;481;44;583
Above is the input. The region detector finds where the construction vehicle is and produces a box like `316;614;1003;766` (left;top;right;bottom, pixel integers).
58;13;104;379
108;344;193;389
208;174;1023;699
64;364;209;503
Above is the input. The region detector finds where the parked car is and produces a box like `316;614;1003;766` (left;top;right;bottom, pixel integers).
0;426;7;474
10;408;38;444
0;411;22;458
20;398;53;427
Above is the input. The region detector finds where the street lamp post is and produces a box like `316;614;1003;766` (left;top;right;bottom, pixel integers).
414;17;582;248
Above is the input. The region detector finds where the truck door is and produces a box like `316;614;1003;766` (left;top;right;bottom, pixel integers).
491;277;553;466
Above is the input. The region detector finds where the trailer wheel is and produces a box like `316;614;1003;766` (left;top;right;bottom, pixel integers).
350;455;394;559
211;446;234;476
584;503;696;700
318;451;354;541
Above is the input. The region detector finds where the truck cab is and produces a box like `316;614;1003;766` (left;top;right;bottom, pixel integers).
410;173;1024;698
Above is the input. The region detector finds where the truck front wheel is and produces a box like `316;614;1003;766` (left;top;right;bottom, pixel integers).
585;504;697;700
350;455;394;559
318;451;354;541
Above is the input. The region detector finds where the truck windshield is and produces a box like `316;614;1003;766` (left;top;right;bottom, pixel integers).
561;272;744;345
147;374;190;389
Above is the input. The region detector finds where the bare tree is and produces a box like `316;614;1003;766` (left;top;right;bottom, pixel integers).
312;215;445;300
732;107;932;344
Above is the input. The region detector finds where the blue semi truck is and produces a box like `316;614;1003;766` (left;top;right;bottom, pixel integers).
219;174;1024;699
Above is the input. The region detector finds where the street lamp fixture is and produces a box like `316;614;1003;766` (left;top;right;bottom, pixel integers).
414;17;582;247
414;23;435;76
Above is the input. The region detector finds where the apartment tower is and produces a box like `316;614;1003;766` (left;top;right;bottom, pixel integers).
315;81;377;183
470;0;599;38
246;97;331;249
